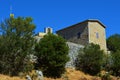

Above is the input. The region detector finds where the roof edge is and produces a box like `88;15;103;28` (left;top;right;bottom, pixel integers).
86;19;106;28
56;19;106;33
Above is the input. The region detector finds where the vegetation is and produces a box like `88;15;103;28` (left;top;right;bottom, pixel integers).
106;34;120;76
35;33;69;78
0;17;36;76
102;53;112;72
98;71;111;80
1;16;120;79
107;34;120;52
110;50;120;76
76;43;104;75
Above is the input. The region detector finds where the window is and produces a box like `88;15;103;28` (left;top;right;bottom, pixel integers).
96;32;99;39
77;32;81;39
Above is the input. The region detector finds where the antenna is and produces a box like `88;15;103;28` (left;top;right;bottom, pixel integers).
10;5;14;18
10;5;12;14
8;0;14;17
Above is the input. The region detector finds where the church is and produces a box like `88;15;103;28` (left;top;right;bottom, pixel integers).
35;19;107;68
56;19;107;52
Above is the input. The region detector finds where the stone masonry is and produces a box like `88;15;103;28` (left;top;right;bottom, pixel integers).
66;42;84;68
57;19;107;52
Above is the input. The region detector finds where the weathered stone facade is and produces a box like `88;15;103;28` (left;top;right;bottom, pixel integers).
88;21;107;51
56;21;89;46
57;19;107;51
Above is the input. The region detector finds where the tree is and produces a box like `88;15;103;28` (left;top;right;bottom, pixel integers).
35;33;69;78
106;34;120;76
107;34;120;52
111;50;120;76
0;17;36;76
76;43;104;75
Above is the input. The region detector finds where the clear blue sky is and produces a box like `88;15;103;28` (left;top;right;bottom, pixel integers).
0;0;120;38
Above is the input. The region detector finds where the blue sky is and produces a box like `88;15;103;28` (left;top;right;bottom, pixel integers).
0;0;120;38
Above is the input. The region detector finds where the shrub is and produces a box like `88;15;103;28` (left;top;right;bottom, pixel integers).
111;50;120;76
98;71;111;80
76;43;104;75
35;33;69;78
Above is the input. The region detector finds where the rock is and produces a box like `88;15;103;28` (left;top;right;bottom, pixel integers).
26;75;32;80
36;70;44;80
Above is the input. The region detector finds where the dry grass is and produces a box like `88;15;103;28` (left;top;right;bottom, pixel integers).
0;68;119;80
0;74;25;80
43;68;100;80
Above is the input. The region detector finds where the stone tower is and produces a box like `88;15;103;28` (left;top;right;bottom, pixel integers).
56;19;107;51
44;27;53;33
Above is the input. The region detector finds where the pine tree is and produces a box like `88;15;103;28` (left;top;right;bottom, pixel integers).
35;33;69;78
0;17;36;76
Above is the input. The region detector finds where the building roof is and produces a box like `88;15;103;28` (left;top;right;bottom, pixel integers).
56;19;106;32
87;19;106;28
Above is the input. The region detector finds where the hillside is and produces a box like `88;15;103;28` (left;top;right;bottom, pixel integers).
44;68;101;80
0;68;101;80
0;68;119;80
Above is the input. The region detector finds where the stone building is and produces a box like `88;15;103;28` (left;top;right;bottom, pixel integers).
56;19;107;51
35;27;52;37
34;27;53;42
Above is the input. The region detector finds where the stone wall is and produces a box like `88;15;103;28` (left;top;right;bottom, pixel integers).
57;22;89;45
66;42;84;68
57;20;107;52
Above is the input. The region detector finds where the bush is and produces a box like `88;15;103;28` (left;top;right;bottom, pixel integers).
35;33;69;78
76;43;104;75
110;50;120;76
102;53;112;72
98;71;111;80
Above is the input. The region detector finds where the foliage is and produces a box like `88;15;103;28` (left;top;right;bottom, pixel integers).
76;43;104;75
35;33;69;78
98;71;111;80
110;50;120;76
106;34;120;76
102;54;112;72
0;17;36;76
107;34;120;52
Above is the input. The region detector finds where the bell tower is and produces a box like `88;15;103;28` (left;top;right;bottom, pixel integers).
44;27;53;33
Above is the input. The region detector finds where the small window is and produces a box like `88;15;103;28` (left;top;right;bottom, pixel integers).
96;32;99;39
77;32;81;39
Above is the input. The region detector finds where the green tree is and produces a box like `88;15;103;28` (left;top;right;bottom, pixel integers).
0;17;36;76
107;34;120;52
106;34;120;76
35;33;69;78
76;43;104;75
111;50;120;76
